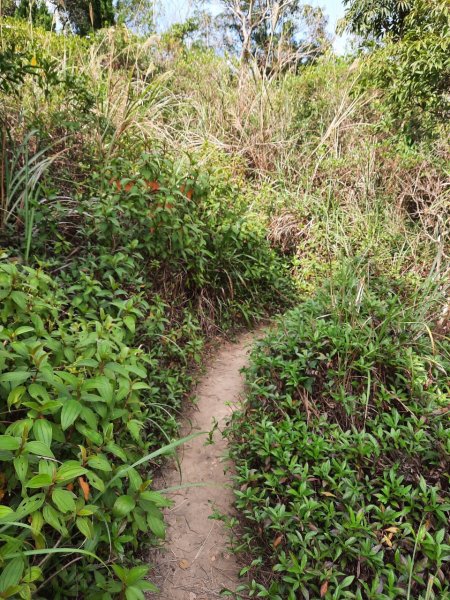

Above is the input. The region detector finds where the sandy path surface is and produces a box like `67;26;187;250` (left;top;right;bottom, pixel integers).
148;332;256;600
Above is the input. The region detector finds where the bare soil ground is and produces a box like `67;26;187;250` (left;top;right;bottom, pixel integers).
147;332;256;600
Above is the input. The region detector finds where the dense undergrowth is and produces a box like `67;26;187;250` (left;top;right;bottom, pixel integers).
228;266;450;599
1;1;449;597
0;18;292;598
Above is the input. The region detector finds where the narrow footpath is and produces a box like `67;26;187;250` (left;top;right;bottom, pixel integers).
148;332;256;600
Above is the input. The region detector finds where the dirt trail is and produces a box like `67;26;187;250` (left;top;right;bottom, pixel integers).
148;332;256;600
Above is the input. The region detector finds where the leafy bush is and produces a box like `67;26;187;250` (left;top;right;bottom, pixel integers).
0;259;194;597
34;150;294;330
358;0;450;139
228;266;450;599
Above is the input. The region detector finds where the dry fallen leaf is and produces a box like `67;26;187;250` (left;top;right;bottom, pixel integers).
179;559;189;570
320;581;329;597
273;535;283;548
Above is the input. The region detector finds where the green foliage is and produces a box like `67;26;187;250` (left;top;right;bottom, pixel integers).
58;0;115;35
48;151;294;329
0;259;193;596
0;56;292;593
342;0;412;41
228;265;450;599
162;17;202;49
14;0;53;31
0;45;37;95
0;8;448;599
359;0;450;139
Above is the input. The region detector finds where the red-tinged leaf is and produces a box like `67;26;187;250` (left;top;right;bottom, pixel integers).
320;581;328;597
146;180;159;192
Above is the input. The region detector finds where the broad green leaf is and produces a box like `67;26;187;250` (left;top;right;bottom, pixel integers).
105;442;127;461
14;494;45;519
127;419;143;442
25;441;54;458
112;564;127;582
131;381;150;391
0;372;32;386
28;384;50;403
43;504;65;534
0;436;21;451
52;489;76;513
124;565;149;585
113;495;136;517
22;566;42;584
75;424;103;446
0;557;24;593
7;386;26;409
139;491;171;508
0;506;14;519
85;471;105;492
26;474;53;488
14;326;35;337
82;377;113;404
55;461;88;483
13;456;28;482
33;419;52;447
87;455;111;472
76;517;93;539
10;291;27;310
147;514;165;539
123;315;136;333
31;511;44;535
60;399;82;430
125;586;145;600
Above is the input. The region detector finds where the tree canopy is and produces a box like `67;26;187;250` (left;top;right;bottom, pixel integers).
342;0;413;41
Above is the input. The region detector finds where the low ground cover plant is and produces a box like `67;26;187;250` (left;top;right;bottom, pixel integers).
228;265;450;599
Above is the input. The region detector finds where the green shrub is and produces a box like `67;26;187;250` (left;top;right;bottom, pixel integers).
0;260;190;597
228;265;450;599
358;0;450;140
39;150;294;329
